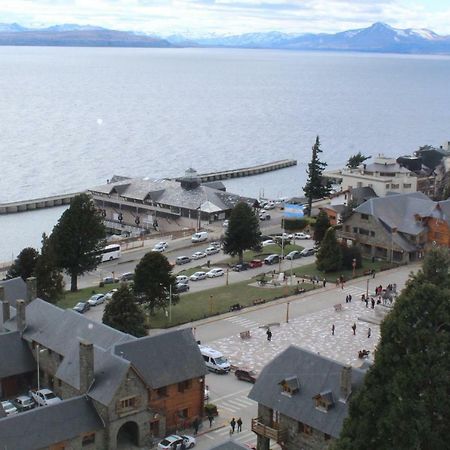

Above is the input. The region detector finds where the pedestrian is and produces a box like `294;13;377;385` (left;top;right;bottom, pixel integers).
352;323;356;335
208;415;214;428
331;324;335;336
371;297;375;309
230;418;236;434
368;327;371;338
193;417;200;435
365;297;369;308
180;441;186;450
345;295;348;303
266;327;272;341
323;278;326;287
348;294;352;303
237;417;243;432
372;268;376;279
361;294;365;302
336;278;340;287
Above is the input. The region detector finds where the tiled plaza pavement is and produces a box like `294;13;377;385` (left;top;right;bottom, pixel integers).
211;285;386;370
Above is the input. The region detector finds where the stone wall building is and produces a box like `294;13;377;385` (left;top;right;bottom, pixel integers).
0;279;207;450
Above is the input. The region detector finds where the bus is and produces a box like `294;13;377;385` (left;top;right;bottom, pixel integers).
99;244;121;263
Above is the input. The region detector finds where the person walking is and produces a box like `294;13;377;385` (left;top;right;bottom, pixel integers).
323;278;326;287
371;297;375;309
237;417;243;432
348;294;352;303
266;328;272;341
352;323;356;335
230;418;236;434
331;324;335;336
208;415;214;428
367;327;371;338
365;297;369;308
180;441;187;450
192;417;200;436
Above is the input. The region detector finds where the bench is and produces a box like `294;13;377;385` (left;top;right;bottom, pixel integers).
334;303;343;312
240;330;251;339
253;298;266;305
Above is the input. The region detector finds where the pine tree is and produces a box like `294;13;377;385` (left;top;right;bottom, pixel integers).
103;284;148;337
6;247;39;281
316;227;342;272
334;247;450;450
133;251;179;315
51;193;106;291
313;210;330;244
223;202;261;264
303;136;331;217
34;233;64;303
346;152;370;169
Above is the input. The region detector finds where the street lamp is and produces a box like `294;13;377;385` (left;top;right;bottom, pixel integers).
36;344;47;391
278;218;285;273
352;258;356;278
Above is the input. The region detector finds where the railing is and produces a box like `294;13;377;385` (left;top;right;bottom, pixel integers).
251;417;287;442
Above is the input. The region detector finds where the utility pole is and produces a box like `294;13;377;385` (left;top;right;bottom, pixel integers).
286;302;290;323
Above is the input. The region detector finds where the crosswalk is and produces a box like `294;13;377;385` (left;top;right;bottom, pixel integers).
224;315;260;330
341;285;367;298
216;395;255;414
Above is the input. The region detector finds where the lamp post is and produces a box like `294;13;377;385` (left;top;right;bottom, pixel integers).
278;218;285;273
391;227;397;264
36;344;47;391
286;302;290;323
169;284;172;323
352;258;356;278
366;277;370;298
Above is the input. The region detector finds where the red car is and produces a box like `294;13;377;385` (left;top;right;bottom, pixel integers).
249;259;263;268
235;368;258;383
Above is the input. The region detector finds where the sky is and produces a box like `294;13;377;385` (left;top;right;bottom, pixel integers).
1;0;450;36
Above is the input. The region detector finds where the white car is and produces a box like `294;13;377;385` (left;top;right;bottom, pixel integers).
262;239;275;247
176;275;189;284
205;246;220;255
104;289;118;300
87;294;105;306
158;434;196;450
294;232;311;240
29;388;62;407
264;203;275;210
206;268;224;278
190;271;207;281
152;242;168;252
191;251;207;260
1;400;18;416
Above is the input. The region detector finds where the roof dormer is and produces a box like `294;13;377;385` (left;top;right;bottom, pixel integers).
279;376;300;397
313;390;334;412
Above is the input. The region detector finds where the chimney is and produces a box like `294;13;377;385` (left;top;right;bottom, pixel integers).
2;301;10;323
339;366;352;402
0;285;4;302
16;299;26;335
79;340;94;393
26;277;37;304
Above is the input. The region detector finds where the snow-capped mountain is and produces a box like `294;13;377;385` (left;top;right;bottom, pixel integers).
0;23;29;32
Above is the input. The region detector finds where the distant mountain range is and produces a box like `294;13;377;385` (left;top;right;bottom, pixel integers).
0;22;449;53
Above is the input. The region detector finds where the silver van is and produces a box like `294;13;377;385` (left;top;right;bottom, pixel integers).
191;231;208;243
176;256;191;265
199;345;230;374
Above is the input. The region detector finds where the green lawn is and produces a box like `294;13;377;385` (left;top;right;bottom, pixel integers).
58;282;122;309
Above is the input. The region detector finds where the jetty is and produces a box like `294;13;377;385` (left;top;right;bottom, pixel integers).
0;159;297;215
198;159;296;182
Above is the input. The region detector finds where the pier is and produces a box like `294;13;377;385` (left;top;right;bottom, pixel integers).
0;192;80;215
197;159;297;182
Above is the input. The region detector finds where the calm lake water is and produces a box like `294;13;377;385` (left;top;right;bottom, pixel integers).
1;47;450;261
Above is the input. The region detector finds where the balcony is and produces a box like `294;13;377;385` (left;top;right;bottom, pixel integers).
251;417;287;443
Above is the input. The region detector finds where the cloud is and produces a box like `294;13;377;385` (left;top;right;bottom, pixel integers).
0;0;448;35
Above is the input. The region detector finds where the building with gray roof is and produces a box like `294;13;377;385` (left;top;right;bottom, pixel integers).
338;192;450;263
0;280;208;449
249;346;365;450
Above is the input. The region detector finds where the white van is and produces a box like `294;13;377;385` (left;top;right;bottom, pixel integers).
199;346;230;374
192;231;208;243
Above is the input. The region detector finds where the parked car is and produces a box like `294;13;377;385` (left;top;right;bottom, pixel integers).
174;283;190;293
104;289;118;301
233;262;250;271
264;203;275;210
249;259;263;268
300;248;316;257
262;239;275;247
73;302;90;314
190;271;207;281
235;368;258;383
206;268;224;278
87;294;105;306
285;250;302;260
29;388;62;407
102;276;118;284
1;400;18;416
176;275;189;284
210;241;222;248
264;254;280;265
294;232;311;240
205;246;220;255
191;251;207;260
158;434;196;450
152;242;168;252
120;272;134;282
176;256;191;265
259;212;271;221
13;395;35;412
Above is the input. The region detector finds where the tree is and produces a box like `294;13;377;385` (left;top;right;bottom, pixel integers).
223;202;261;264
51;194;106;291
334;248;450;450
316;227;342;272
303;136;331;217
346;152;370;169
133;251;179;315
34;233;64;303
6;247;39;281
284;218;309;232
340;242;362;270
103;284;148;337
313;210;330;244
340;198;358;223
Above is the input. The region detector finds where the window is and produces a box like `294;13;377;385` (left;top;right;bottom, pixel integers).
82;433;96;446
403;183;411;188
359;228;370;236
324;433;331;441
178;408;188;418
178;380;191;393
391;184;399;189
298;422;313;435
345;226;350;232
156;387;167;397
119;396;138;410
353;227;358;233
361;214;369;220
370;231;375;237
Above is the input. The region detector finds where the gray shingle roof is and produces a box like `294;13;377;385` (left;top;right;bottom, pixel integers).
248;346;365;438
0;331;35;378
115;329;207;389
0;396;103;450
0;277;27;308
